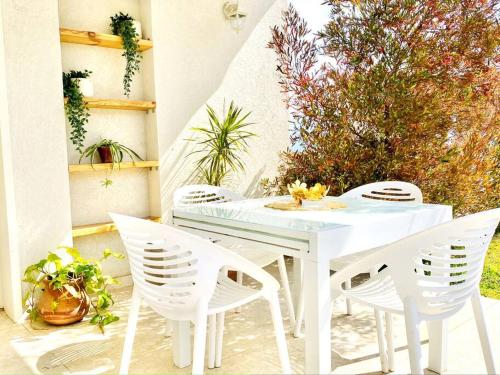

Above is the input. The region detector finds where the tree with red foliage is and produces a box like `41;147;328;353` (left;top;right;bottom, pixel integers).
268;1;499;214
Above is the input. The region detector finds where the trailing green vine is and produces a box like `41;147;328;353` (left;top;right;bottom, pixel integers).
63;70;91;153
110;12;142;97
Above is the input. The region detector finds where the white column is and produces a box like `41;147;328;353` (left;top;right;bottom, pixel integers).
0;0;72;320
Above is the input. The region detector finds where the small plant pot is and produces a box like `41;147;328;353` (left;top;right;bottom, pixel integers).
98;146;113;163
71;77;94;97
38;277;90;326
132;20;142;39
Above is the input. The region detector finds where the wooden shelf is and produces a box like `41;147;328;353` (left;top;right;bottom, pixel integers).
72;216;161;238
64;97;156;111
60;28;153;52
69;161;159;173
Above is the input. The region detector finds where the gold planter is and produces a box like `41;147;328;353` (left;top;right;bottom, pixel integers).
38;277;90;326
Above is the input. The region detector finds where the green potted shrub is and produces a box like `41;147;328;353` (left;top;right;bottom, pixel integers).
23;247;124;332
80;138;143;187
63;70;92;153
188;101;256;186
110;12;142;97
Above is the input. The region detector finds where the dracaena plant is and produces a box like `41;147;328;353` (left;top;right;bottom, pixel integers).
188;101;256;186
110;12;142;97
23;247;125;332
63;70;92;153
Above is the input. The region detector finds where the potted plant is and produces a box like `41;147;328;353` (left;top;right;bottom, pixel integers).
23;247;124;332
188;100;256;186
80;138;143;187
63;70;92;153
110;12;143;97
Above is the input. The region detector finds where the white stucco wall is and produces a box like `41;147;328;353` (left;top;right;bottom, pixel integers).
149;0;289;215
0;0;73;318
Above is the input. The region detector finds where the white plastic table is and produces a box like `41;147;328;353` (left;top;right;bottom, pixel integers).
172;196;452;374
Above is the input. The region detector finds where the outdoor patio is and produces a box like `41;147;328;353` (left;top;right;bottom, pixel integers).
1;261;499;375
0;1;498;374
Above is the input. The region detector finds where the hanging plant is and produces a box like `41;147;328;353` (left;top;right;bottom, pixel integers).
80;138;143;188
110;12;142;97
63;70;92;153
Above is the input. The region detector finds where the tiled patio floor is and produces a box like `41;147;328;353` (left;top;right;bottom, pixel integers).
1;260;499;374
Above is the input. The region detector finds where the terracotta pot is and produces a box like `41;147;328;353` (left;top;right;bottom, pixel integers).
98;146;113;163
38;277;90;326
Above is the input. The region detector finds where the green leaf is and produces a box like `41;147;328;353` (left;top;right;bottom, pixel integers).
89;314;101;325
104;275;120;286
102;314;120;326
63;247;82;261
22;291;31;306
102;248;113;259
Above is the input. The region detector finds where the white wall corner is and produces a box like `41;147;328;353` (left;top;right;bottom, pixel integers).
0;0;73;320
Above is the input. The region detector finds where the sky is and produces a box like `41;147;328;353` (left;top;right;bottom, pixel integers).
289;0;330;33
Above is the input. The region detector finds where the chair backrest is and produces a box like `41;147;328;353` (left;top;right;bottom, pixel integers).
110;213;224;321
385;208;500;318
341;181;423;203
173;184;244;207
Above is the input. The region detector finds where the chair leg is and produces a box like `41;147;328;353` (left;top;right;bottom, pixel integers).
120;288;141;375
375;309;389;373
370;267;389;373
192;307;208;375
215;312;225;368
345;278;352;315
277;256;296;330
268;293;292;374
207;314;216;369
385;312;395;371
293;277;304;338
471;289;497;374
164;319;173;337
235;271;243;313
403;299;423;375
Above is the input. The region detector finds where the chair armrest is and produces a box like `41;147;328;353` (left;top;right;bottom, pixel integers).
209;240;281;293
330;244;392;293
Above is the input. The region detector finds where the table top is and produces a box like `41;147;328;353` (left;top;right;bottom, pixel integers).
173;196;452;233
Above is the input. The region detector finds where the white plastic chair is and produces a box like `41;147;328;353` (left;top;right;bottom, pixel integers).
174;185;295;324
110;213;291;375
340;180;423;203
331;208;499;374
294;181;423;371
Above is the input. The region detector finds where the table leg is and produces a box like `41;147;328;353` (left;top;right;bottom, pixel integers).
172;320;192;368
303;258;331;374
427;320;448;374
292;257;302;310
